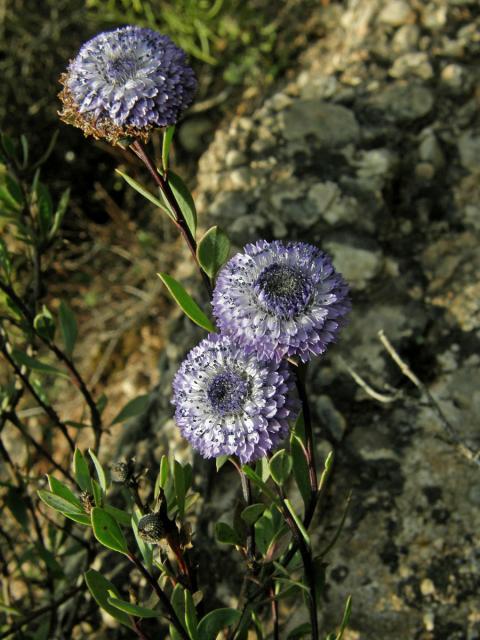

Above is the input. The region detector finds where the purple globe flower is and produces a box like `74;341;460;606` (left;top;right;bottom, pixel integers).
212;240;351;363
172;334;297;464
59;26;197;143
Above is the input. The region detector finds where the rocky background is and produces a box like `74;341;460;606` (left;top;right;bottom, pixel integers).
115;0;480;638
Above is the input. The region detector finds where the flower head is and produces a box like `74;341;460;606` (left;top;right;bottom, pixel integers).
172;334;297;464
59;26;197;143
212;240;350;362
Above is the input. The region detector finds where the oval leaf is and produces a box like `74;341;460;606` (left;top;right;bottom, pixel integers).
215;522;241;546
11;349;67;378
269;449;292;485
88;449;108;492
91;507;129;555
162;125;175;172
111;394;149;425
85;569;133;629
196;226;230;279
47;475;81;508
241;503;266;526
198;608;241;640
157;272;215;332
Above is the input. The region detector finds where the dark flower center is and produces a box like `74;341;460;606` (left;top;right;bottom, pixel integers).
207;371;249;416
106;56;138;83
255;263;312;318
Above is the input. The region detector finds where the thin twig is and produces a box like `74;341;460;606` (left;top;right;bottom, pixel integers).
0;338;75;451
378;330;480;466
0;587;82;640
338;356;401;403
128;552;189;640
6;411;74;483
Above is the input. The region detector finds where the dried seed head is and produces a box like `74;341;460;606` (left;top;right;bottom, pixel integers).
111;460;135;484
80;491;94;514
137;512;167;544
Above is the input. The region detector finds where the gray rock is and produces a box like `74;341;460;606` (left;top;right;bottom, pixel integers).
378;0;415;26
392;24;420;52
323;240;383;290
279;101;360;147
368;83;434;122
389;52;434;80
457;132;480;171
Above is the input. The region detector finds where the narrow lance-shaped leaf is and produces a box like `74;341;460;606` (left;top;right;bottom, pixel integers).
167;171;197;237
196;226;230;279
111;394;149;425
290;434;310;508
162;125;175;172
37;490;91;526
73;448;92;493
157;272;215;332
184;589;199;640
107;592;164;618
115;168;175;221
11;349;68;378
174;460;186;519
47;475;82;508
84;569;133;629
59;300;77;356
49;188;70;240
88;449;108;493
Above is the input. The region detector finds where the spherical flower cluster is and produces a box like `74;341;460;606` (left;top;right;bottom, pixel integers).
172;334;297;464
212;240;350;363
59;26;197;143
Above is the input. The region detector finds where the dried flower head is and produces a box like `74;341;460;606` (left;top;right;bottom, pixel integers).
212;240;350;362
137;512;168;544
172;334;297;464
59;26;197;143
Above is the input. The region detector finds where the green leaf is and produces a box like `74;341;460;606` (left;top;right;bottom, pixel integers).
20;135;29;168
274;577;310;595
154;454;169;499
91;507;129;555
157;272;215;332
0;602;21;616
92;478;102;507
84;569;133;629
115;168;175;221
105;505;132;527
196;226;230;279
107;593;164;618
88;449;108;492
198;608;241;640
241;503;266;526
37;490;90;525
37;183;54;237
174;460;186;519
171;584;187;631
269;449;292;485
162;125;175;172
335;595;352;640
294;410;306;443
319;450;334;493
49;188;70;239
11;349;67;378
283;498;310;549
255;457;270;483
184;589;199;640
290;434;310;508
168;171;197;237
111;394;149;425
58;300;77;357
242;465;277;502
215;522;242;546
73;449;92;493
34;306;55;341
47;475;81;509
5;175;24;208
215;455;229;471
